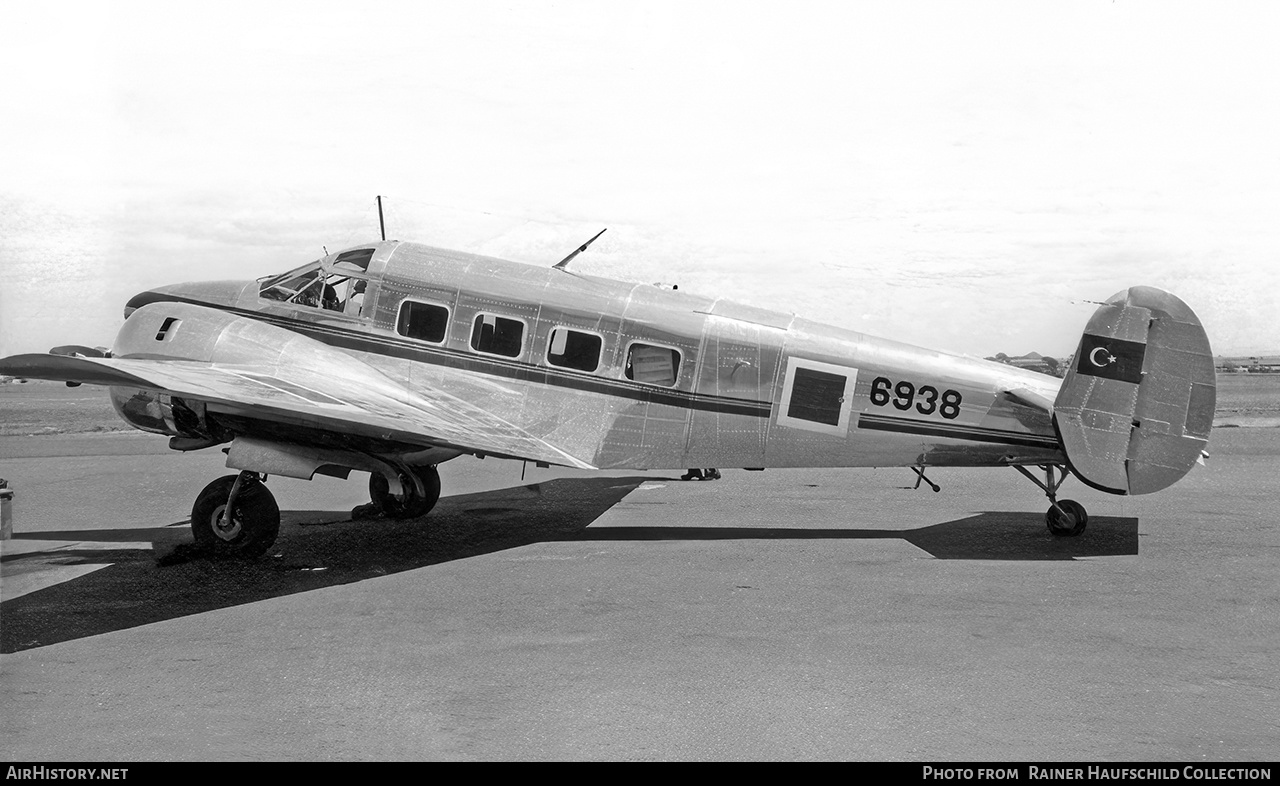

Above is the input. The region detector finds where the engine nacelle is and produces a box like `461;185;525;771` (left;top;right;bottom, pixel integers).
109;386;219;443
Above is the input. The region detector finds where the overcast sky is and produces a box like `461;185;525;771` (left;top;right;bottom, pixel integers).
2;0;1277;360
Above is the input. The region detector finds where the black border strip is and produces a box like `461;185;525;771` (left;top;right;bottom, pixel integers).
857;412;1061;449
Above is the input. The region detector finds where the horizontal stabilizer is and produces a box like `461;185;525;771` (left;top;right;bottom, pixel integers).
1002;387;1055;414
1053;286;1214;495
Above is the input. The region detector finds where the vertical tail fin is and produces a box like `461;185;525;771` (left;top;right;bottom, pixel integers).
1053;286;1215;495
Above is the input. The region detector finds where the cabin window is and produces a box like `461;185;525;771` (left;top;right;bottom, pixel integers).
777;357;858;437
397;301;450;343
625;342;681;387
470;313;525;357
547;328;603;372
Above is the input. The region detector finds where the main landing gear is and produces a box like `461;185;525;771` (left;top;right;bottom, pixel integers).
185;459;1087;558
367;464;441;519
187;464;444;559
1013;464;1089;537
191;471;280;558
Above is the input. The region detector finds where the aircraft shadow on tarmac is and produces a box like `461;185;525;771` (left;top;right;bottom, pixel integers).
0;476;1137;653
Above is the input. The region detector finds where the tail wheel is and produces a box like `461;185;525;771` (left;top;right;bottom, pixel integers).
1046;499;1088;537
369;465;441;519
191;474;280;557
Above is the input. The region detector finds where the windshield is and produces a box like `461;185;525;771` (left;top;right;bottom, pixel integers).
259;261;323;303
259;260;370;316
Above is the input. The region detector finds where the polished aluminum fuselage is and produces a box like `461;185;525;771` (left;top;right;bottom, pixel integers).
128;241;1066;470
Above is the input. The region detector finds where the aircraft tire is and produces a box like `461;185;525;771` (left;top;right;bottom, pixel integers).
369;465;441;519
1045;499;1088;537
191;474;280;558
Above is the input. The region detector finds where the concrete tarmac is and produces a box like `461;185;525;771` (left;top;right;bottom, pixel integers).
1;429;1277;761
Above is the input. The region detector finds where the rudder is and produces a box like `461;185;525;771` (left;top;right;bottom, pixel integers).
1053;286;1215;495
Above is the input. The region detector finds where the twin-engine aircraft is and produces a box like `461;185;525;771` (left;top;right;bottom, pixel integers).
0;237;1215;557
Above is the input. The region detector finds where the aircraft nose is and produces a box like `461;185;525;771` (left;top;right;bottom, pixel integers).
123;280;256;319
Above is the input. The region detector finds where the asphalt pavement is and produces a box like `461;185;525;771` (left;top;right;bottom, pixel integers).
1;429;1276;761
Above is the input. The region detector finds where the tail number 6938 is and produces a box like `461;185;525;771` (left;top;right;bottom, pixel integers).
869;377;962;419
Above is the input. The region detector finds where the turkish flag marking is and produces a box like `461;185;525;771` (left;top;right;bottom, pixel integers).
1076;334;1146;384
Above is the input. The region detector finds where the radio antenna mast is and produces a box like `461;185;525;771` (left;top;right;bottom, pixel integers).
553;228;607;270
376;195;387;241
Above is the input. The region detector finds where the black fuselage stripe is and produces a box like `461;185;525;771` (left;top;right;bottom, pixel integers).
857;413;1060;449
137;294;774;418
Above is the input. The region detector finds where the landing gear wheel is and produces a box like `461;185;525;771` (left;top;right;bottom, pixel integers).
1046;499;1088;537
369;465;441;519
191;474;280;558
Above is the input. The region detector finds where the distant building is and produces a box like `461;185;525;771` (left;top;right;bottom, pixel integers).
985;352;1065;378
1215;356;1280;373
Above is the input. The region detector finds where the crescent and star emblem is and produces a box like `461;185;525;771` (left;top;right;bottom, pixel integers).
1089;346;1117;367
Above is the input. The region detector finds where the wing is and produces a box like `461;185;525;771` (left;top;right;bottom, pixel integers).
0;352;595;470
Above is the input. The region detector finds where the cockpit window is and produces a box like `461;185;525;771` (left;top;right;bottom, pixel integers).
260;261;323;303
258;262;317;295
259;260;368;315
330;248;374;273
